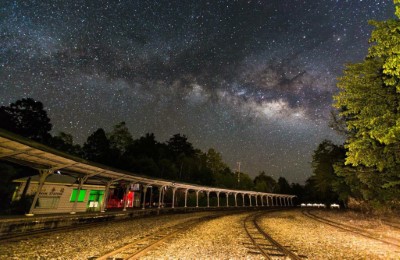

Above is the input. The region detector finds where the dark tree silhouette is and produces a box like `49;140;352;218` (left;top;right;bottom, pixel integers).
310;140;346;204
108;121;133;154
254;171;277;192
275;177;291;194
167;134;195;159
126;133;161;159
49;132;82;157
82;128;111;163
0;98;52;142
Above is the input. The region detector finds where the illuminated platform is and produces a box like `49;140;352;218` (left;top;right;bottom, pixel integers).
0;129;295;217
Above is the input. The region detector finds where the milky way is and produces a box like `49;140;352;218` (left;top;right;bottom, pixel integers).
0;1;395;183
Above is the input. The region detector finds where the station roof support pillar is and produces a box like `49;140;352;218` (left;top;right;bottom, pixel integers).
184;189;189;208
234;193;238;207
26;169;53;216
142;184;150;210
101;179;114;212
196;190;200;208
171;187;177;209
71;174;91;214
123;182;133;211
158;185;165;209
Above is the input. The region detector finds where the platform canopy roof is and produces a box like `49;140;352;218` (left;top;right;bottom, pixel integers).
0;129;295;198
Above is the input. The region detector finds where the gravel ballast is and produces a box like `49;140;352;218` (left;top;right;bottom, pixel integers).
1;209;399;259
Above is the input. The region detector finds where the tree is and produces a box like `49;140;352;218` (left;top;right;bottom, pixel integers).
158;158;178;179
214;167;237;189
254;171;277;192
335;59;398;171
275;177;291;194
129;157;160;178
205;148;227;174
166;134;196;181
127;133;160;159
82;128;111;163
333;1;400;208
108;122;133;154
191;157;214;186
49;132;82;157
237;172;254;191
0;98;52;142
290;183;306;204
310;140;346;204
167;134;195;159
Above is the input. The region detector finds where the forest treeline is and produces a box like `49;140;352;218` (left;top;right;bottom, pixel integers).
0;98;307;211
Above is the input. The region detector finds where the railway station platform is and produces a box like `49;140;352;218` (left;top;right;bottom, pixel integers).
0;206;249;239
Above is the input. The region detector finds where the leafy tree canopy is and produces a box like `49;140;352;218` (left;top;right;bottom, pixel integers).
334;2;400;170
108;121;133;154
333;1;400;208
205;148;228;175
0;98;52;142
276;177;291;194
50;132;82;157
310;140;346;204
254;171;277;193
82;128;111;163
167;134;195;159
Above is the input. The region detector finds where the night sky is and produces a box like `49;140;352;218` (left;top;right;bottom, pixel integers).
1;1;395;183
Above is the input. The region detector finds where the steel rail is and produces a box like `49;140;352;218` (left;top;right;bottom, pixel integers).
243;210;303;260
0;220;113;243
382;219;400;230
96;212;228;260
302;210;400;248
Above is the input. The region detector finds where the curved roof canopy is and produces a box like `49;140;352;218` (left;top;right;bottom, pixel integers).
0;129;295;198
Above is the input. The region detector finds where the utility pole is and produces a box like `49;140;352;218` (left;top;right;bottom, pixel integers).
237;162;241;184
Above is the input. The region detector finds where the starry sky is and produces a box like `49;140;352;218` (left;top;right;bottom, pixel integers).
0;0;395;183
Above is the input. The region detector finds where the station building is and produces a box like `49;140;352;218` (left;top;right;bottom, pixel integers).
12;174;142;214
12;174;105;214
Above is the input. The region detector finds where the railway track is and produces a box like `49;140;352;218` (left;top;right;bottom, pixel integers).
243;211;304;259
302;210;400;248
0;220;112;243
382;218;400;230
0;209;213;243
95;212;227;260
